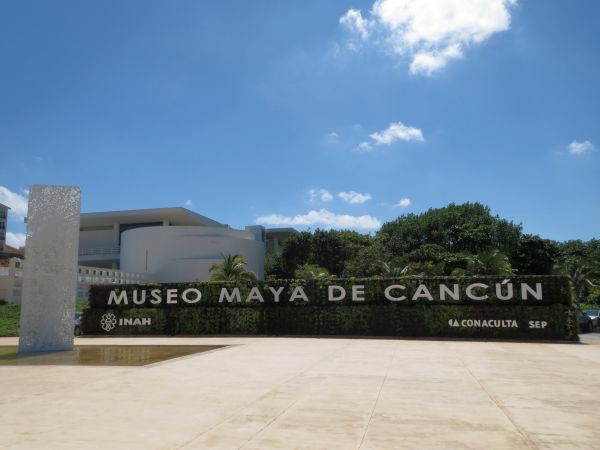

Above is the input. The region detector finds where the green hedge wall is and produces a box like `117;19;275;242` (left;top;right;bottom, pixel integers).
82;276;576;340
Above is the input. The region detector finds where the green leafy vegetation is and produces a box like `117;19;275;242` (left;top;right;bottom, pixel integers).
269;202;599;304
0;301;89;337
209;254;257;282
293;264;331;281
0;303;20;336
85;304;572;340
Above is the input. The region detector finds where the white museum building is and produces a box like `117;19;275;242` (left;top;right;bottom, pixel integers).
0;207;295;302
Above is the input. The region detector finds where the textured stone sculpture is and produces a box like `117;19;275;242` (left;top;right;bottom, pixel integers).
18;185;81;353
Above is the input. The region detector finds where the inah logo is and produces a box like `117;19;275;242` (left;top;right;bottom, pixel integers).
99;313;152;332
100;313;117;332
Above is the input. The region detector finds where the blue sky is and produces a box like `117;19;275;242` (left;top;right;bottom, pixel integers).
1;0;598;247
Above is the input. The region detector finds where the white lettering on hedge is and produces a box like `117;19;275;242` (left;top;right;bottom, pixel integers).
384;285;406;301
466;283;488;300
290;286;309;302
132;290;146;305
182;288;202;304
448;319;518;328
352;285;365;302
439;284;460;301
219;288;242;303
269;286;285;302
104;281;545;305
246;287;265;302
150;289;162;305
116;317;152;327
108;290;128;305
412;284;433;301
166;289;178;304
329;285;346;301
495;282;513;300
521;283;542;300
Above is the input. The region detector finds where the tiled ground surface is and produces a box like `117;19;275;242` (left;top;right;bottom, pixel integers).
1;335;599;449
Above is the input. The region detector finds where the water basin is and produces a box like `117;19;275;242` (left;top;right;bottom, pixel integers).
0;345;224;366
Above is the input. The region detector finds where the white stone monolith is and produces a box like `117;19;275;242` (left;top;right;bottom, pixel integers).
18;185;81;353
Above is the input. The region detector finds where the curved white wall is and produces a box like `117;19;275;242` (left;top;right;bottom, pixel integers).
120;226;265;282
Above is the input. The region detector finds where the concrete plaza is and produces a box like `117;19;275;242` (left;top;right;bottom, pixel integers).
1;335;599;449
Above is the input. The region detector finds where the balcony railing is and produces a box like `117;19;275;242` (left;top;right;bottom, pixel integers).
78;247;120;256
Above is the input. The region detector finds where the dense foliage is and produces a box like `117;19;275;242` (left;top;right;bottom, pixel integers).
82;303;574;340
266;203;599;304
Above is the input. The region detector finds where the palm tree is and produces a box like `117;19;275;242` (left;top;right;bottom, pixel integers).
209;254;257;282
555;261;598;304
294;264;330;281
378;261;410;277
468;250;515;275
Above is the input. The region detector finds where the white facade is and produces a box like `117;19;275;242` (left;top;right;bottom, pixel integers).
120;225;265;282
78;207;267;282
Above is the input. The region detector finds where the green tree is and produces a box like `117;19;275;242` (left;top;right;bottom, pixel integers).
342;241;390;277
512;234;558;275
378;203;522;257
280;232;313;278
264;253;285;280
554;239;600;303
209;254;257;282
280;229;373;278
311;229;372;276
557;239;600;269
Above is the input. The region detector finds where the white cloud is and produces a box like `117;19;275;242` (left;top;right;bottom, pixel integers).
339;9;371;40
338;191;372;204
356;141;373;152
568;140;595;155
324;132;340;145
394;198;411;207
0;186;28;220
410;44;462;75
370;121;424;145
256;209;381;230
340;0;516;75
354;122;423;153
6;232;26;248
184;199;193;206
320;189;334;202
308;188;333;202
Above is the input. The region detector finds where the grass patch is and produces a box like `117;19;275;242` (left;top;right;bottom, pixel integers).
0;304;20;336
0;301;89;337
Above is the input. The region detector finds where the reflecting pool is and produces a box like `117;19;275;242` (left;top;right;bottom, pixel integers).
0;345;224;366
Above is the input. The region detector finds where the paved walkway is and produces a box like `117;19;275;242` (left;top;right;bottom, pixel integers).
1;335;599;449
